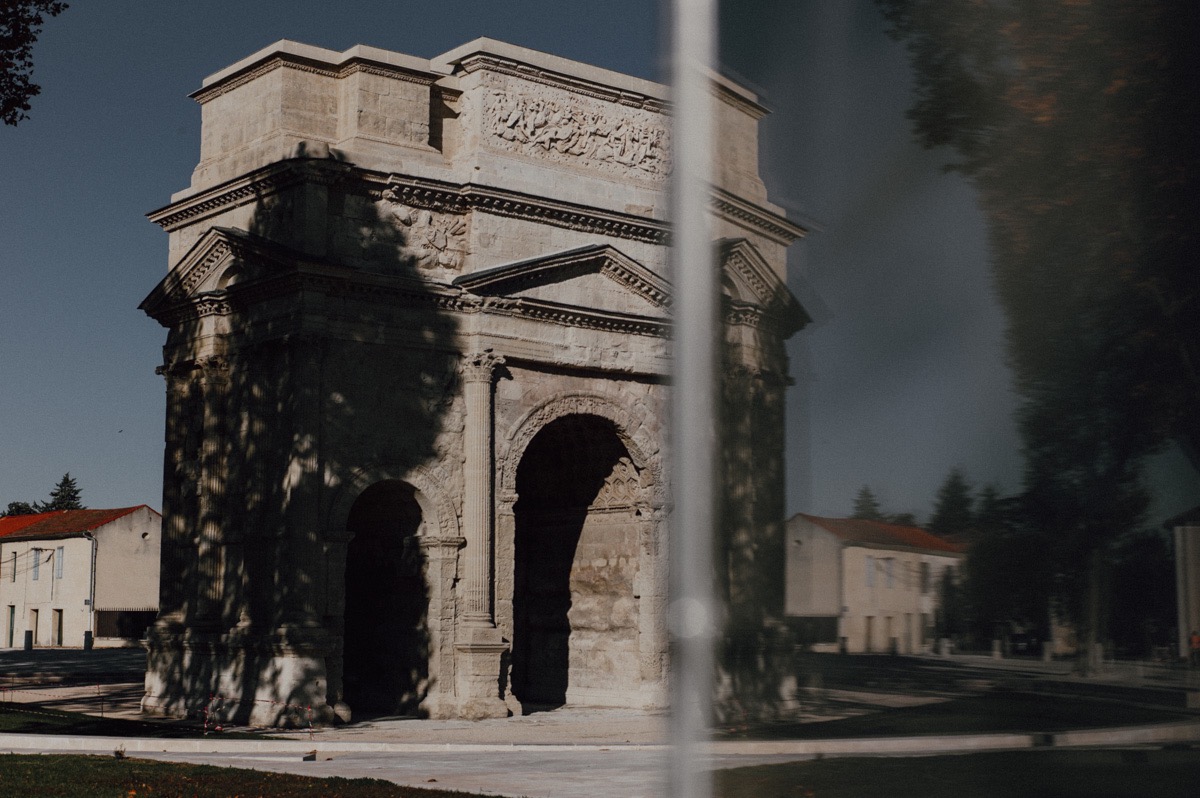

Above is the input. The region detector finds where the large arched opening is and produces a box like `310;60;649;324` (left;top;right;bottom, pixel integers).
511;414;643;711
342;479;430;717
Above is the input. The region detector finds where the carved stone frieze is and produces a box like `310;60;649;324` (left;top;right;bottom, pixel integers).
485;89;670;180
378;185;469;272
591;456;648;510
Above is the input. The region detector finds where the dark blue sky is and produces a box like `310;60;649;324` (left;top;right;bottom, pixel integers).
2;1;1194;522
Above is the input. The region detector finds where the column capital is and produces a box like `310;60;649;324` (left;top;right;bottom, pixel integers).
461;349;505;383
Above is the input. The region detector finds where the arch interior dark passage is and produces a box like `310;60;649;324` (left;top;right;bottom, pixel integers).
343;480;430;717
512;414;641;712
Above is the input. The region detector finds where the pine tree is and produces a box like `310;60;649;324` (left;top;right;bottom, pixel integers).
928;469;974;539
852;486;883;520
41;473;83;511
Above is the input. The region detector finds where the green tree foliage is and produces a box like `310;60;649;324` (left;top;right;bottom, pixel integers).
928;468;974;540
42;472;83;510
3;501;38;516
852;485;883;520
878;0;1198;670
935;565;966;639
1108;530;1176;658
1;1;68;126
961;490;1053;646
2;473;85;515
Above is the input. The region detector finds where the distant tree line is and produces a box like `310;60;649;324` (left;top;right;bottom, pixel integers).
2;473;84;515
851;468;1175;659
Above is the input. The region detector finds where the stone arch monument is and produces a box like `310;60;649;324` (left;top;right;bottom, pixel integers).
139;38;807;725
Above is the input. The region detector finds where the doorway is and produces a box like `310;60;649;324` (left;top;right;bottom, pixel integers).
342;480;430;717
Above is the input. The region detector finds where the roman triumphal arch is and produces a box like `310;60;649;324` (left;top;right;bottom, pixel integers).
139;38;807;724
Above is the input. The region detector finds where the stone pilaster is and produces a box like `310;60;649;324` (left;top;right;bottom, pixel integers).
420;535;466;719
153;362;195;628
280;335;326;629
195;356;230;628
454;349;509;718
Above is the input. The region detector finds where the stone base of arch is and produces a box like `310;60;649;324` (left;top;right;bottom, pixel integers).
141;625;338;728
454;627;511;719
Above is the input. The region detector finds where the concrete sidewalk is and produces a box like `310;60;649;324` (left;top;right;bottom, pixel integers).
3;718;1200;798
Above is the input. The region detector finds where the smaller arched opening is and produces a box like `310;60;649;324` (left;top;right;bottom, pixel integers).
342;479;431;717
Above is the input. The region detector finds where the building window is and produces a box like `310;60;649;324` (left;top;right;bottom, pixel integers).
865;555;874;587
9;552;14;582
31;550;40;581
884;558;895;588
920;562;931;594
55;547;63;579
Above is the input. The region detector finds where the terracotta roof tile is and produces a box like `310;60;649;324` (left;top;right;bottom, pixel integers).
0;506;159;542
793;513;964;554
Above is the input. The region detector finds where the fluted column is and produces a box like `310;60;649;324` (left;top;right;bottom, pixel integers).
460;349;504;627
454;349;509;718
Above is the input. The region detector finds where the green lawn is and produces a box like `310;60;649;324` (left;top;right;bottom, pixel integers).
715;749;1200;798
717;690;1193;740
0;755;482;798
0;702;270;739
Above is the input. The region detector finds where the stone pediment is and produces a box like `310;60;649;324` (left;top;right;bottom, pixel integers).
453;245;669;320
718;238;809;333
139;227;295;318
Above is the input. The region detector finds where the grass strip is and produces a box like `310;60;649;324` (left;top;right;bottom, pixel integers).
718;689;1192;740
0;702;271;739
0;754;481;798
715;748;1200;798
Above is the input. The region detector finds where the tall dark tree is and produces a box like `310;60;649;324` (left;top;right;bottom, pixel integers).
928;468;974;540
851;485;883;520
42;472;83;511
1;1;68;126
878;0;1199;672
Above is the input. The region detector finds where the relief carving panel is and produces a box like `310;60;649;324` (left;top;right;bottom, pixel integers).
484;88;670;180
377;185;469;272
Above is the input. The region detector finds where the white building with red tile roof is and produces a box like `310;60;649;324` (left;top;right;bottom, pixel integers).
0;506;161;649
785;513;964;654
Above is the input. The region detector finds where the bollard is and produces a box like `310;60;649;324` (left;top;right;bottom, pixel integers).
83;631;94;651
23;630;32;651
992;639;1002;659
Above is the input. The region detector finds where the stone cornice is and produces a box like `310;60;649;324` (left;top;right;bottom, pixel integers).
710;187;807;246
711;81;768;121
453;53;666;113
191;53;438;105
149;164;669;245
148;158;353;232
379;174;670;244
474;296;669;338
150;167;799;251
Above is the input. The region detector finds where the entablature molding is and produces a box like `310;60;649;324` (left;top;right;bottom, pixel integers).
711;186;807;246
